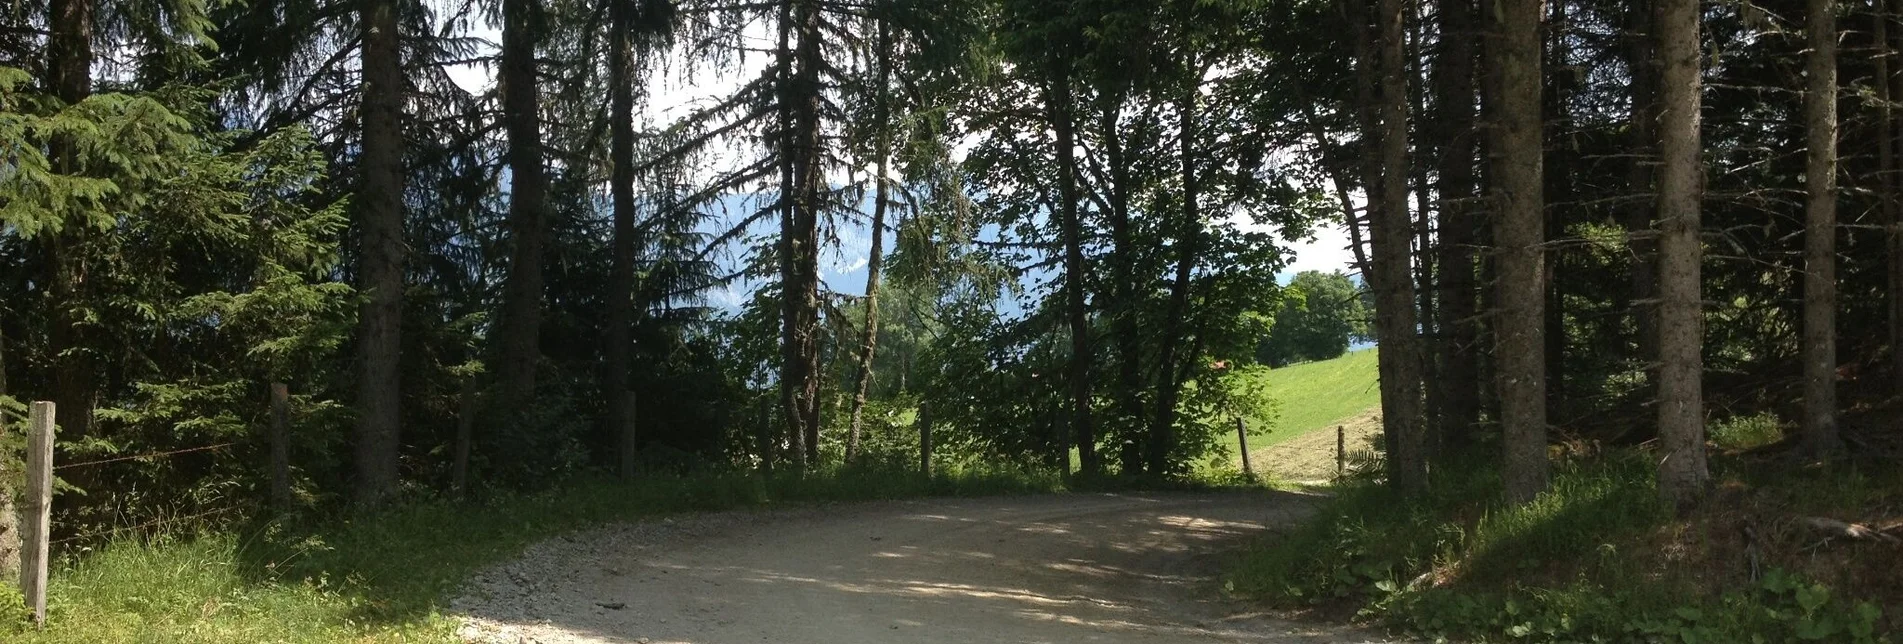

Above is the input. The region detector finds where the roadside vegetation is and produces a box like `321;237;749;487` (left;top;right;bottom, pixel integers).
1230;417;1902;643
3;465;1062;643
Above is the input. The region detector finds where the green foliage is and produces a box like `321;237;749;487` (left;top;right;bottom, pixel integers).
1710;413;1786;451
1229;451;1899;643
1257;271;1368;367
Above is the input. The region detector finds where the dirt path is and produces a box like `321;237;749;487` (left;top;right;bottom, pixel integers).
452;491;1396;644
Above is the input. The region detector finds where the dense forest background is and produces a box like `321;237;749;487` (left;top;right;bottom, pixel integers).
1;0;1900;543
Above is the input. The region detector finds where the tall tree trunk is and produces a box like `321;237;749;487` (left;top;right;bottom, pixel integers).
1802;0;1844;458
782;0;825;466
1542;0;1572;422
1050;59;1098;477
1494;0;1548;505
354;0;405;505
1410;1;1440;445
605;0;640;479
1434;0;1481;449
845;21;894;463
1623;0;1660;390
46;0;96;446
1373;0;1427;494
1887;0;1903;398
496;0;550;411
1100;98;1147;477
772;0;802;469
1884;0;1903;397
1150;59;1202;478
1655;0;1710;510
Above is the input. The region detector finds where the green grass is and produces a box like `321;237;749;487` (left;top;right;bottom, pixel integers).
1251;348;1380;446
1227;448;1901;642
7;464;1064;643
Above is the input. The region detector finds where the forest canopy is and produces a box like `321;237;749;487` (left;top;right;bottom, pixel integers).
1;0;1899;532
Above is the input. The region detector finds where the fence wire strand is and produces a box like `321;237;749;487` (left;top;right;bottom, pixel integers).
54;442;239;470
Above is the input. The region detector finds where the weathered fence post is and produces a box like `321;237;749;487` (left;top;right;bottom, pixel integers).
1336;425;1346;481
269;383;292;509
1235;417;1255;479
22;401;53;626
917;402;933;478
618;391;638;480
452;380;475;497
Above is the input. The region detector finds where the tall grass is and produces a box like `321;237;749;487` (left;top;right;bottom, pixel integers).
9;463;1064;643
1227;449;1898;642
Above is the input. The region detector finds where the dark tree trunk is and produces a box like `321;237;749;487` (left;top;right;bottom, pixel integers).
354;0;405;505
772;0;804;469
1801;0;1843;458
605;0;640;479
496;0;551;411
1891;0;1903;398
846;21;893;463
1100;98;1147;477
1434;0;1481;449
1622;0;1660;389
1373;0;1427;495
1885;0;1903;398
1655;0;1710;510
1150;60;1202;478
1493;0;1549;505
781;0;825;466
1541;0;1571;421
46;0;96;445
1050;59;1098;477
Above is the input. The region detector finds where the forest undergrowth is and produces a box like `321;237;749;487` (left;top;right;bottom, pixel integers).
1229;415;1903;643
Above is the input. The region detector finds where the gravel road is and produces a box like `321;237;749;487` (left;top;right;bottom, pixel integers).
452;491;1397;644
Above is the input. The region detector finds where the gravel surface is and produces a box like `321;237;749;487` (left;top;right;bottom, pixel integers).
451;491;1400;644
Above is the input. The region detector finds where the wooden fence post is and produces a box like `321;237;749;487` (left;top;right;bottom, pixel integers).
618;391;638;480
269;383;292;509
1336;425;1346;481
22;401;53;626
1235;417;1255;479
917;402;933;478
452;380;475;497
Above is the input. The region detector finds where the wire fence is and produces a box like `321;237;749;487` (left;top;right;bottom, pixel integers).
53;442;239;471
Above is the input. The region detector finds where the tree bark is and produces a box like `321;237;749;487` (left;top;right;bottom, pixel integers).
1050;58;1099;477
354;0;405;506
496;0;551;412
606;0;640;478
1655;0;1710;510
782;0;825;465
46;0;96;447
1100;98;1147;477
1886;0;1903;398
1373;0;1427;495
1802;0;1843;458
845;21;894;463
1434;0;1481;449
1493;0;1548;505
1150;53;1203;478
1623;0;1660;388
1541;0;1571;421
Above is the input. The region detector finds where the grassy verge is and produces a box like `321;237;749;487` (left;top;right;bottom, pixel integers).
1228;444;1901;643
1253;349;1380;446
6;464;1064;643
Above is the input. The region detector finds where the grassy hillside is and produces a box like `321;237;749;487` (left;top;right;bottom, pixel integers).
1249;348;1380;447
